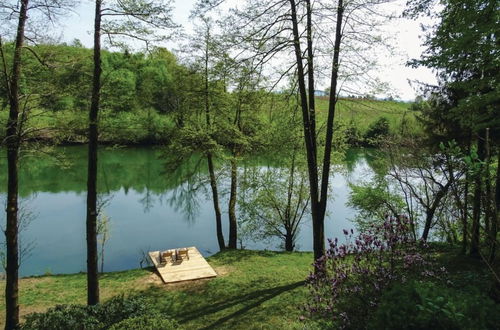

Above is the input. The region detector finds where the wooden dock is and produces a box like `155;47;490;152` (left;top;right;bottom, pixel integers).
148;246;217;284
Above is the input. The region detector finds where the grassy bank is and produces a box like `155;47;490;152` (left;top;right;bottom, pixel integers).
0;250;313;329
1;247;497;329
0;98;417;146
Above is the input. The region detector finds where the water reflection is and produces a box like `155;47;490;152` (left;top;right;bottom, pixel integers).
0;146;383;276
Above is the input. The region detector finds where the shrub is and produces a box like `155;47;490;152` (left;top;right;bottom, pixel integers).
345;120;363;146
91;295;150;327
108;315;180;330
305;216;444;329
364;117;390;145
370;281;500;330
21;304;101;330
22;295;152;330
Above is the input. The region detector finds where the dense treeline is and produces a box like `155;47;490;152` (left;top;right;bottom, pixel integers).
0;41;416;145
0;41;184;114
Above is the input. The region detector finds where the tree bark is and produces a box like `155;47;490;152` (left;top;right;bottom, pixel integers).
461;133;472;254
484;128;492;238
5;2;29;328
288;0;344;262
207;154;225;250
285;229;294;252
288;0;321;261
421;182;451;241
203;24;225;251
86;0;102;306
306;0;317;162
228;157;238;249
470;134;485;257
488;146;499;262
317;0;344;259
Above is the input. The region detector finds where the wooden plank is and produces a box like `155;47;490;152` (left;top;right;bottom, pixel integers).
148;246;217;284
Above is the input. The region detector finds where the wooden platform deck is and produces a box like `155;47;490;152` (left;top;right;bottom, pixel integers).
148;246;217;284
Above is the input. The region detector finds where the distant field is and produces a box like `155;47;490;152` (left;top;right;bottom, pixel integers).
0;97;420;145
316;97;420;136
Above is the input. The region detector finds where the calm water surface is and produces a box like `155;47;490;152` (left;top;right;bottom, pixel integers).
0;147;383;276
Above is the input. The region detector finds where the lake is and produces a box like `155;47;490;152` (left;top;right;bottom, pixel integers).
0;146;383;277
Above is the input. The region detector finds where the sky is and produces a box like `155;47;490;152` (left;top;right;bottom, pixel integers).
57;0;437;101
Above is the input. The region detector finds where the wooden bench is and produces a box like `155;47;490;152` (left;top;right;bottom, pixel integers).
177;248;189;260
160;250;175;265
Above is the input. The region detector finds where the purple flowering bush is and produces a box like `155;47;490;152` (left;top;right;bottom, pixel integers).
305;216;444;329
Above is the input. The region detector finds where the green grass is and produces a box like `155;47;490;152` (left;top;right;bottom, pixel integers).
316;97;420;136
0;250;314;329
0;97;419;146
1;247;497;329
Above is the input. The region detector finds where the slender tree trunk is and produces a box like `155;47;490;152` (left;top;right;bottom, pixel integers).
470;134;485;257
421;184;451;241
288;0;344;262
288;0;321;261
488;146;499;262
207;154;225;250
462;172;470;254
317;0;344;259
86;0;102;305
306;0;317;162
461;134;472;254
203;25;225;251
228;157;238;249
485;129;492;236
4;2;29;329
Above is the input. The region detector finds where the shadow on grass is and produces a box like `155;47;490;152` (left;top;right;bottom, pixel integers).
178;280;305;329
209;249;308;264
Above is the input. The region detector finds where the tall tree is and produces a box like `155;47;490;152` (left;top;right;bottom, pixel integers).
201;18;226;250
86;0;175;305
406;0;500;256
196;0;391;261
1;1;74;327
3;3;29;326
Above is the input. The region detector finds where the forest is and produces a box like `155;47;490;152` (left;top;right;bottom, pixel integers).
0;0;499;329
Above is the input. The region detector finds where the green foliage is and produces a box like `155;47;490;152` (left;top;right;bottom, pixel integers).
108;315;180;330
407;0;500;145
348;179;406;230
364;117;390;145
370;280;500;330
0;248;496;329
344;120;363;146
22;295;153;330
21;304;99;330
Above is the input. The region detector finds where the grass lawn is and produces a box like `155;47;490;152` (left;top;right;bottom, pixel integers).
0;250;314;329
316;97;419;135
1;247;494;329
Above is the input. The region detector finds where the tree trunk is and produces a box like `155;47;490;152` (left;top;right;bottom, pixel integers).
207;153;225;250
203;25;225;251
421;184;450;241
86;0;102;306
470;134;485;258
5;1;29;328
461;171;469;254
288;0;344;263
317;0;344;260
285;229;294;252
484;128;492;238
228;157;238;249
461;134;472;254
488;146;499;262
288;0;321;262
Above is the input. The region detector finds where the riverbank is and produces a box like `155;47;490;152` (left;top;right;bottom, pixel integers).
0;247;497;329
